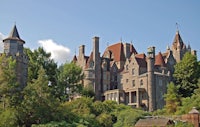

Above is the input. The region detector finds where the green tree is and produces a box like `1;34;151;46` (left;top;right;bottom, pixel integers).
19;67;60;126
57;62;84;101
173;52;200;97
96;113;113;127
176;80;200;114
81;85;95;98
0;54;20;109
0;108;18;127
164;82;181;115
24;47;57;87
113;108;147;127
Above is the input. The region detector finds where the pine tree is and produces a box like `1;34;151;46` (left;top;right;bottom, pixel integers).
164;82;181;114
20;67;60;126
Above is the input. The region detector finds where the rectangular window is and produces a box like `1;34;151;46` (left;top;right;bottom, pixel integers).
132;80;135;87
132;68;135;75
140;79;143;86
126;79;129;83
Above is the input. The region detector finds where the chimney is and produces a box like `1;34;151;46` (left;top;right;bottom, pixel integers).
124;43;130;58
79;45;85;56
93;36;100;62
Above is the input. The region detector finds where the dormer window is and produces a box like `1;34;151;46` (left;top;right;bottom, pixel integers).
90;61;94;68
126;65;128;70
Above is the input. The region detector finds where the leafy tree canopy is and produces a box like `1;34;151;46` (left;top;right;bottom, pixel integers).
173;52;200;97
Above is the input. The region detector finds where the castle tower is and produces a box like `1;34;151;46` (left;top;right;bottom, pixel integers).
147;46;155;111
93;36;101;100
3;25;28;88
3;25;25;55
172;30;185;62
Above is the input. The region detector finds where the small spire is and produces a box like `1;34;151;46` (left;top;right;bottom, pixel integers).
75;47;76;55
166;45;170;50
120;37;122;43
176;22;179;31
188;42;191;49
9;24;20;38
107;42;109;47
130;40;133;45
176;22;180;34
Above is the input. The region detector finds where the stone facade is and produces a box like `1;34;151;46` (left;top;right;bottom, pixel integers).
1;25;28;88
73;30;196;111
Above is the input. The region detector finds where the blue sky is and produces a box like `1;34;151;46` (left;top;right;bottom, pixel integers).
0;0;200;64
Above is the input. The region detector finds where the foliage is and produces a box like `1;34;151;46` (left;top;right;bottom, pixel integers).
32;121;68;127
80;85;95;98
164;82;181;115
174;121;194;127
0;54;20;109
113;108;147;127
24;48;58;94
173;52;200;97
57;62;84;101
0;108;18;127
96;113;113;127
176;80;200;114
19;67;60;126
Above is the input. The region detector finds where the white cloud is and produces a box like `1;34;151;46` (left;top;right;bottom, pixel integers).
0;32;5;52
38;39;71;64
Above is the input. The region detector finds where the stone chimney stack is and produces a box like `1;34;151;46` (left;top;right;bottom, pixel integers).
147;46;155;111
191;50;197;56
124;43;131;59
92;36;101;100
79;45;85;56
93;36;99;62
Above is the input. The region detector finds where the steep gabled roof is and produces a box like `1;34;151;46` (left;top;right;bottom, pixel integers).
155;52;166;67
105;43;126;62
72;55;77;62
130;44;138;55
3;25;25;43
135;53;147;67
85;52;93;68
172;31;185;50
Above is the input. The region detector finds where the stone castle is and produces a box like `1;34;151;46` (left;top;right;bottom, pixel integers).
73;30;196;111
0;25;196;112
1;25;28;88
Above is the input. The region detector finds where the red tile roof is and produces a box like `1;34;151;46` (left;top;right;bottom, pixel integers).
130;44;138;55
105;43;126;62
155;52;166;67
135;53;147;67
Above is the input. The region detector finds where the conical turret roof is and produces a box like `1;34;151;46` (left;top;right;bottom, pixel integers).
3;25;25;43
172;31;184;50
